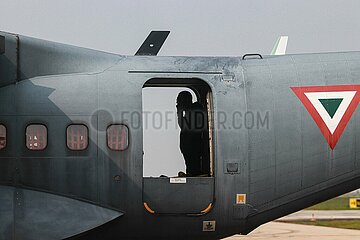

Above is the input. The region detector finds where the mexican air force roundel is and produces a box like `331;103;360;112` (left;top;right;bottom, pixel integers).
291;85;360;149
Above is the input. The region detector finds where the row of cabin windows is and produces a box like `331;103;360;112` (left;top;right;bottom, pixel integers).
0;124;129;151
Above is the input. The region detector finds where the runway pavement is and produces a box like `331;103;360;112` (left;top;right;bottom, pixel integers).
277;210;360;221
224;221;360;240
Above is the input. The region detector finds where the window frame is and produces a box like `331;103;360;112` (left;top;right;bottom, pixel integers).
66;124;89;151
0;124;6;150
106;124;129;151
25;124;48;151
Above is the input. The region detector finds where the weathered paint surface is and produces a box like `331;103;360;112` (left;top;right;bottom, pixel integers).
1;31;360;239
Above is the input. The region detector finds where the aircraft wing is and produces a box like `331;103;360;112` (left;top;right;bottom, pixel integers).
0;186;123;239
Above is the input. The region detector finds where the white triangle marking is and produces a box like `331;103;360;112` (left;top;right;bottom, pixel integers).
304;91;356;134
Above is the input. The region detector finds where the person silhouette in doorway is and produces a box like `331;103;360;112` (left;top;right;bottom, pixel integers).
176;91;206;176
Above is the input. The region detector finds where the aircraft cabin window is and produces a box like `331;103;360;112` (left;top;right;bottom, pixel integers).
26;124;47;151
107;124;129;151
0;124;6;150
67;124;88;151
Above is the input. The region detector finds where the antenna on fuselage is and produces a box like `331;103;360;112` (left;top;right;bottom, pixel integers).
271;36;288;55
135;31;170;56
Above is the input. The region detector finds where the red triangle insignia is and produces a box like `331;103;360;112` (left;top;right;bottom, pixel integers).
291;85;360;149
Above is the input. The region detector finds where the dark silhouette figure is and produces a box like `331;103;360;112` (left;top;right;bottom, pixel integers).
177;91;207;176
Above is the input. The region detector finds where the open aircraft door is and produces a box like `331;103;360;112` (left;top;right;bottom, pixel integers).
141;76;216;215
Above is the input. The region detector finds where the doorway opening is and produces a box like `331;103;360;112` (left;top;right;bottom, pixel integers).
142;78;213;178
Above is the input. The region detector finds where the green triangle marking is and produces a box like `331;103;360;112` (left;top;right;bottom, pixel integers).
319;98;343;118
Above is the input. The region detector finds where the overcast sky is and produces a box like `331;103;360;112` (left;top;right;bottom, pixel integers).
2;0;360;176
2;0;360;56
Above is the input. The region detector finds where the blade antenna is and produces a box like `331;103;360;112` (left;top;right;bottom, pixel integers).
135;31;170;56
271;36;288;55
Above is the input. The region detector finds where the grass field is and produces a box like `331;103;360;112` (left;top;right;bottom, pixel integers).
294;220;360;230
296;195;360;230
307;197;360;210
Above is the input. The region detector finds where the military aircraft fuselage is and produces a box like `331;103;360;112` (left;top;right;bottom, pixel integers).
1;32;360;240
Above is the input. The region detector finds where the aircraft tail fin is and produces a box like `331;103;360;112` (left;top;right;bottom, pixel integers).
271;36;288;55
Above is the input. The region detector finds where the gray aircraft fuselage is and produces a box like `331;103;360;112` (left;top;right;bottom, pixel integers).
1;32;360;240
